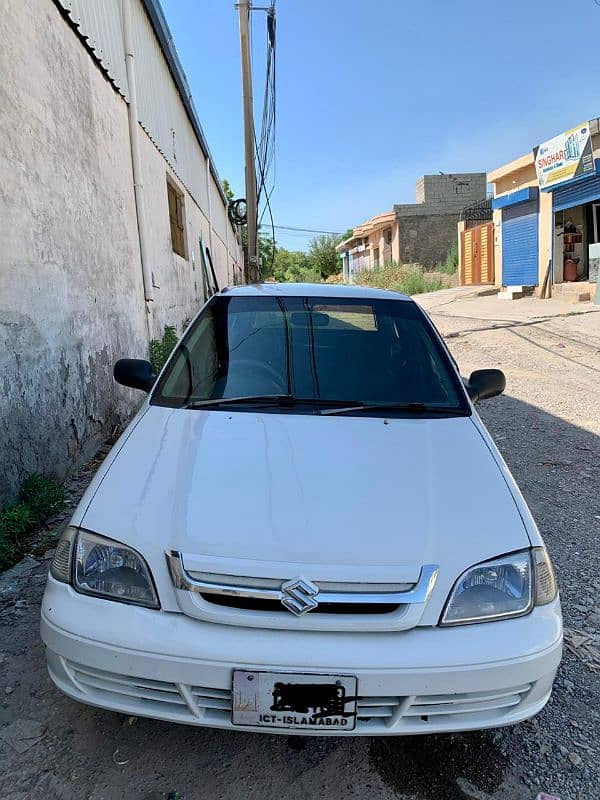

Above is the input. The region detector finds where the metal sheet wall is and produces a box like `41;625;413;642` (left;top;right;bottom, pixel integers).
501;201;539;286
54;0;236;249
130;0;209;212
57;0;129;99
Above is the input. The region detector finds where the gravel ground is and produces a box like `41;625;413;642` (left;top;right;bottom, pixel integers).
0;289;599;800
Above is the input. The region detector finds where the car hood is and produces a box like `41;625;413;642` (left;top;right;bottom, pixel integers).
82;405;529;589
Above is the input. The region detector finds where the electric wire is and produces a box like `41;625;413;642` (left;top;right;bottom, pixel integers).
253;2;276;276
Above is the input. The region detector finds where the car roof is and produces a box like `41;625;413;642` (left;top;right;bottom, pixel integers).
218;282;412;301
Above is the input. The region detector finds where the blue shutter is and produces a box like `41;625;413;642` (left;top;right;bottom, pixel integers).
552;175;600;212
501;200;539;286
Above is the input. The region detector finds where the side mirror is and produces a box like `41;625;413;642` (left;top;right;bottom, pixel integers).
467;369;505;403
114;359;156;392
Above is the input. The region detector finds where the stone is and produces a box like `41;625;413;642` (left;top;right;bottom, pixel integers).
568;752;583;766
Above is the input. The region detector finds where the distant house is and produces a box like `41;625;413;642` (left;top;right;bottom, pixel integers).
337;173;486;280
0;0;243;502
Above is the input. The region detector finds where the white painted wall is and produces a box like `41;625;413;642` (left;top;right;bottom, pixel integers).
0;0;242;501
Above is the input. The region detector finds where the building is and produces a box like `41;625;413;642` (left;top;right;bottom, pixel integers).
485;118;600;301
0;0;244;502
337;173;486;280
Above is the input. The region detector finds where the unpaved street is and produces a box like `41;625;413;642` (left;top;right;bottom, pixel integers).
1;290;599;800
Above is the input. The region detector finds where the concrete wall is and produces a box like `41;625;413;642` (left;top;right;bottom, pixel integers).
413;173;487;213
397;213;458;268
0;0;242;502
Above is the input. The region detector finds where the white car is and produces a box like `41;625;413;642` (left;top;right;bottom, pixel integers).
41;283;562;736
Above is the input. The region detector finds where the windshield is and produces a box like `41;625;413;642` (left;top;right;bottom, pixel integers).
151;295;469;414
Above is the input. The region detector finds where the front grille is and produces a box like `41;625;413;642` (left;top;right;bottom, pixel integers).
404;684;532;721
63;661;533;733
201;594;400;615
166;551;439;632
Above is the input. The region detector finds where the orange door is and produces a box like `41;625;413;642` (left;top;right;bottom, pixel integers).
461;224;494;285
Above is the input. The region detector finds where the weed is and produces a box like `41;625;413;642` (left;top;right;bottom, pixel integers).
355;263;445;295
437;241;458;274
149;325;179;373
0;474;66;572
0;504;32;545
20;473;65;522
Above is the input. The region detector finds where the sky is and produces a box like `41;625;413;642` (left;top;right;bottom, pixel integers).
161;0;600;251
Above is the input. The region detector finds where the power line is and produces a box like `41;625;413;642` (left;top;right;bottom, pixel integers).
274;225;344;235
254;1;276;274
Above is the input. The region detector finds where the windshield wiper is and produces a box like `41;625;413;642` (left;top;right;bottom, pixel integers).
185;395;295;409
184;396;355;410
319;402;468;416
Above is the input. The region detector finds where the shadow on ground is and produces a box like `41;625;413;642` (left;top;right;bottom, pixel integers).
370;731;507;800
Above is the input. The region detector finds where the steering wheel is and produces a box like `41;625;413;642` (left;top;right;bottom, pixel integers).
229;359;288;393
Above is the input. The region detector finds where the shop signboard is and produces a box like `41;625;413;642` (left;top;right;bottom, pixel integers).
534;122;595;190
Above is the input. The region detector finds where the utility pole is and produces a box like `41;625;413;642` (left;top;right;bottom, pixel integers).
237;0;260;283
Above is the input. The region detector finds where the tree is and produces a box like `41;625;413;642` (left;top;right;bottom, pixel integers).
272;248;320;283
308;234;343;280
259;229;276;278
221;179;234;203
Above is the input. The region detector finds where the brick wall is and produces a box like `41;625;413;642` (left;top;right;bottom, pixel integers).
397;214;458;268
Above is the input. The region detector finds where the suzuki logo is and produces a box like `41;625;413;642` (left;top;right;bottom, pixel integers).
280;577;319;616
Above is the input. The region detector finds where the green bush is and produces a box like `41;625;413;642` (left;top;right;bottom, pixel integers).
0;473;66;571
0;503;32;571
0;504;32;544
355;263;444;295
149;324;179;373
19;473;65;522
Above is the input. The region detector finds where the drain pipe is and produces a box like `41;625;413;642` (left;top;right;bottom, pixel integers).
122;0;154;310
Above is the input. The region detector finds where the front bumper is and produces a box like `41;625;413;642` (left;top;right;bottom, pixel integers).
41;578;562;736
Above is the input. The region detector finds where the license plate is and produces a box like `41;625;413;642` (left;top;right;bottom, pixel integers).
232;671;357;731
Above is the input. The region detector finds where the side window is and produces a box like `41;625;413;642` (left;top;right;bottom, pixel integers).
160;312;218;399
167;178;186;258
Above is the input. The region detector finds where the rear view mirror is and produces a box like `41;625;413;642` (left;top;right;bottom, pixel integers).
114;359;156;392
467;369;505;403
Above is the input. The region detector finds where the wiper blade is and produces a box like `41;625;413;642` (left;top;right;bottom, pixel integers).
184;396;354;410
185;395;294;409
319;402;468;416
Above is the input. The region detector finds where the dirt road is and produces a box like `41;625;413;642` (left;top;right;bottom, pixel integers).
1;290;599;800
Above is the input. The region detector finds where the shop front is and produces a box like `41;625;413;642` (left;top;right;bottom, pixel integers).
493;189;539;286
550;171;600;284
535;121;600;286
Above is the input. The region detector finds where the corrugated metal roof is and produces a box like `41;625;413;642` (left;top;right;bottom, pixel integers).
53;0;233;216
57;0;130;99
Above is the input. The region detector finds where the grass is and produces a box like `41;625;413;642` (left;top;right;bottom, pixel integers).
436;241;459;275
0;474;65;571
355;263;445;295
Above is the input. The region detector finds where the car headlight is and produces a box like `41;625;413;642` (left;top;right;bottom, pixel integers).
441;547;558;626
50;527;159;609
441;550;531;625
